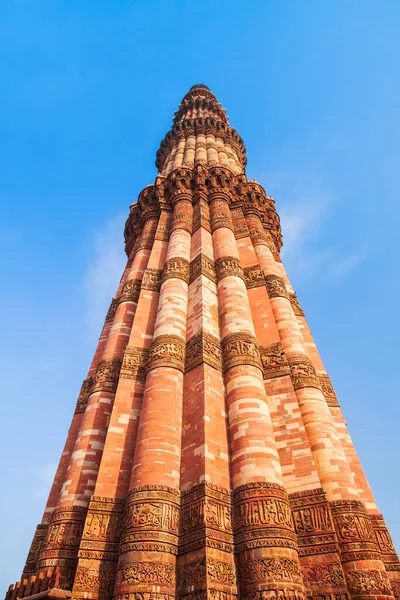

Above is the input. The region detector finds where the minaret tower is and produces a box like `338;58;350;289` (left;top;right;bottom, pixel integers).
6;85;400;600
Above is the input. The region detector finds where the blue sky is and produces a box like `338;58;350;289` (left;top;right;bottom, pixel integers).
1;0;400;588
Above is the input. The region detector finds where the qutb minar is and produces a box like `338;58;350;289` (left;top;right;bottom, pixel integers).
7;85;400;600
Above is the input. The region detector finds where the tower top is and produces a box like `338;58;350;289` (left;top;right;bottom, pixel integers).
156;84;246;173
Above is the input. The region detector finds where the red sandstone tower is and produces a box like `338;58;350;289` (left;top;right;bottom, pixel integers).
6;85;400;600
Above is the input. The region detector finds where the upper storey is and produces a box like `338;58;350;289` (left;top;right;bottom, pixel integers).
156;85;247;175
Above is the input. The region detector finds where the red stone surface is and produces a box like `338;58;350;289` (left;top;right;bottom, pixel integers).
9;84;400;600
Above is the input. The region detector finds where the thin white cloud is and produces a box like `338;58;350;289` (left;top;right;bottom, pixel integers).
261;170;367;286
84;213;127;336
34;464;57;498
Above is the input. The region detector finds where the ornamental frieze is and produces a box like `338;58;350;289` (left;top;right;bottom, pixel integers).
120;346;149;381
214;256;245;282
142;268;163;291
75;376;94;413
185;330;222;372
92;358;122;394
162;257;190;284
286;354;320;391
177;558;236;589
119;278;142;304
240;558;303;584
302;563;345;588
289;293;305;317
259;343;290;380
192;198;211;233
116;561;175;587
330;500;381;560
233;483;294;533
289;489;338;557
209;198;234;231
123;486;180;534
243;264;265;289
189;253;216;284
73;567;116;594
171;207;193;234
147;335;185;372
231;207;250;239
22;523;48;575
105;297;119;322
221;331;261;372
370;515;397;555
345;569;392;596
264;274;289;299
319;374;340;407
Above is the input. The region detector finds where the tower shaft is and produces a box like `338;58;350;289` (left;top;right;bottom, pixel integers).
7;85;400;600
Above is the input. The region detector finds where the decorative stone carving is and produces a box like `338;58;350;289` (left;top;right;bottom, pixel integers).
22;523;48;575
185;330;222;373
243;264;265;289
259;343;290;380
119;485;180;557
74;567;116;594
346;569;392;595
192;198;211;233
330;500;382;568
233;482;298;553
92;358;122;394
264;274;289;299
105;298;119;322
231;207;250;239
179;482;234;555
162;257;190;284
120;346;149;382
214;256;245;283
117;562;175;586
75;376;94;413
302;563;345;588
189;253;216;284
289;293;304;317
170;198;193;233
37;506;87;575
78;497;125;563
221;331;262;372
287;354;321;391
177;558;236;589
119;278;142;304
240;558;303;584
318;374;340;407
142;268;163;291
147;335;185;372
289;488;338;557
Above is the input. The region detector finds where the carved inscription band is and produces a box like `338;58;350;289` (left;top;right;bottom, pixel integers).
215;256;245;283
147;335;185;373
120;347;149;382
162;257;190;284
287;354;321;391
189;253;216;284
185;330;222;373
221;331;262;372
265;274;289;300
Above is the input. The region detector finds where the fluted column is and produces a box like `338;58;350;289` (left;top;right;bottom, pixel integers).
245;210;394;600
177;174;237;600
278;252;400;597
114;196;193;600
71;208;171;600
35;219;156;587
209;187;305;600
